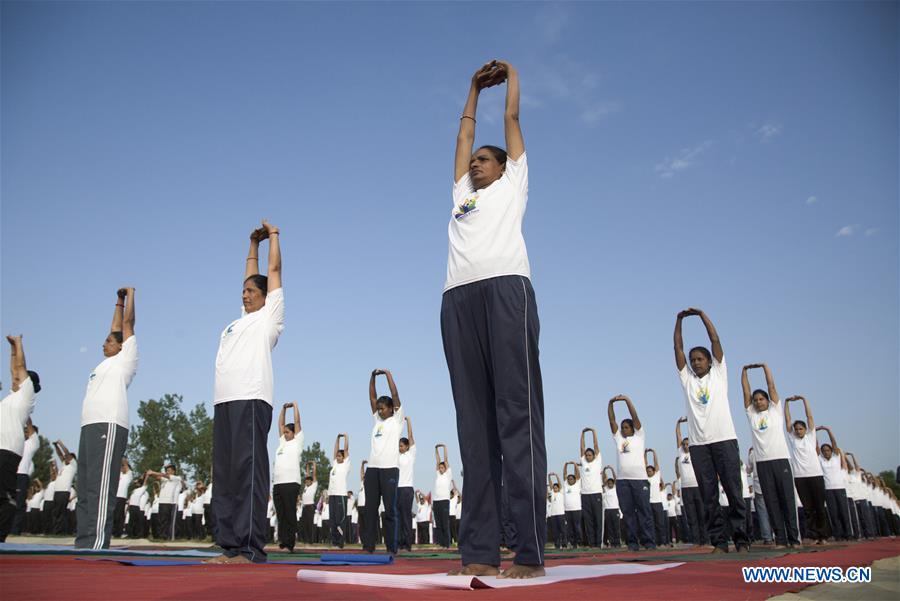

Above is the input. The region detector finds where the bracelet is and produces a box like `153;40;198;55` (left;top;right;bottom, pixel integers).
116;304;125;308
269;231;280;235
460;115;476;123
246;257;258;261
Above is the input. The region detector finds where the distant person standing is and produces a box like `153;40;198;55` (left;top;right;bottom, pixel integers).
207;221;284;564
578;428;604;548
52;440;77;535
113;458;133;538
363;369;403;554
76;287;138;549
397;416;417;552
272;402;303;552
328;434;351;549
674;308;749;552
12;420;40;535
0;335;39;542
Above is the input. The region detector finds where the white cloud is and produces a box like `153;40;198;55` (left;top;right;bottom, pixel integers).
535;3;569;44
865;228;878;237
835;225;859;237
580;101;620;125
655;140;714;178
806;195;818;205
756;122;783;140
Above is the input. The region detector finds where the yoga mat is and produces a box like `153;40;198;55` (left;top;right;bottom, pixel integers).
296;562;684;589
77;553;394;567
0;543;218;557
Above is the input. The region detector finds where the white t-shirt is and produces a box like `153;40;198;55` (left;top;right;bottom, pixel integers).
603;484;619;510
455;499;462;518
321;500;329;521
415;501;431;523
614;427;647;480
81;337;139;428
398;444;416;488
746;403;790;462
648;473;662;503
117;469;134;498
191;496;205;514
740;466;752;498
820;455;847;490
666;499;677;517
44;480;56;499
549;490;565;516
563;479;582;511
748;450;762;492
159;474;184;504
434;468;453;501
328;457;351;496
0;378;36;455
449;495;459;516
678;449;698;488
273;433;304;485
846;471;861;499
357;485;365;506
788;431;823;478
214;287;285;405
678;355;737;445
56;461;77;493
580;454;604;494
17;432;39;476
368;406;403;469
301;481;318;505
129;485;148;507
445;152;531;291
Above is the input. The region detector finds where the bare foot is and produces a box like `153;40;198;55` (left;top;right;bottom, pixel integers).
498;564;546;579
224;555;251;564
202;554;230;564
710;547;728;554
448;563;500;576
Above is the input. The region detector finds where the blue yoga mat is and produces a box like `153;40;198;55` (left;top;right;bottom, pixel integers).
77;553;394;567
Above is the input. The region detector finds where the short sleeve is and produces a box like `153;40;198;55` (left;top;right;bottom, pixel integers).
14;377;37;415
453;173;475;206
712;355;726;376
503;152;528;200
678;364;691;385
117;336;139;386
263;288;285;342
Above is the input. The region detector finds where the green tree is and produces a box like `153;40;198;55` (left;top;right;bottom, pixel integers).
127;393;213;484
301;441;332;493
879;470;900;498
31;434;54;485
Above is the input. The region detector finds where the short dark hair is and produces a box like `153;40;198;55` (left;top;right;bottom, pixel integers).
752;389;770;401
689;346;712;362
400;437;410;446
32;425;39;433
304;476;313;481
621;418;635;431
477;145;508;167
793;420;807;429
70;453;77;460
438;461;446;468
110;331;124;344
821;443;833;453
165;464;176;471
376;396;393;408
284;423;295;432
584;447;595;455
27;370;41;393
244;274;269;296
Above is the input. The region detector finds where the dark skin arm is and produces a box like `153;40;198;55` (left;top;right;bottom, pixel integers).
646;448;659;472
405;416;414;446
5;335;27;391
118;287;136;341
675;417;687;449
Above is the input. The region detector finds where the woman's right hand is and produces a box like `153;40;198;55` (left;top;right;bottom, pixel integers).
472;61;505;90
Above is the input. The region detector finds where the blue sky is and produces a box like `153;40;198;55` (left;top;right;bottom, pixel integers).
2;1;897;494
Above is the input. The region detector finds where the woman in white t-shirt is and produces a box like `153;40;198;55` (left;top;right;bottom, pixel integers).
645;449;667;546
547;475;566;549
432;444;454;549
741;363;799;548
415;491;431;545
363;369;403;555
579;427;604;548
607;395;655;551
562;462;582;549
845;452;869;539
207;221;284;564
816;425;852;541
272;402;303;552
441;60;545;580
328;434;351;549
674;417;706;546
397;416;416;552
602;467;621;547
674;308;749;553
785;395;830;544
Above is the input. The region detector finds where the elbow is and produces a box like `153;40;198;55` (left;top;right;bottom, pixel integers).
504;111;520;123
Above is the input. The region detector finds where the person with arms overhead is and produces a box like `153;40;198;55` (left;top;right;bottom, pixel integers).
397;415;416;552
441;59;546;578
674;308;749;552
207;221;284;564
328;433;351;549
578;427;604;548
0;335;39;542
272;402;303;552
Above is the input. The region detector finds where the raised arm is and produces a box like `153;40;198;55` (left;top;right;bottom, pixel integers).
619;394;642;431
261;220;281;292
369;370;378;413
741;364;755;408
784;396;796;433
383;369;400;410
406;416;414;446
603;466;616;481
435;445;441;467
646;448;659;471
496;60;524;160
697;309;723;362
799;396;814;432
454;62;504;182
674;458;681;480
817;425;838;450
279;403;288;434
342;433;349;456
333;434;341;460
607;398;618;435
674;310;688;371
359;460;366;481
245;226;264;280
5;335;27;390
761;363;779;404
53;441;66;462
580;429;587;457
675;417;687;449
119;288;136;341
292;402;301;434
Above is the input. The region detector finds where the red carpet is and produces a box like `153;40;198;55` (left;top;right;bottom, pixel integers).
1;540;897;600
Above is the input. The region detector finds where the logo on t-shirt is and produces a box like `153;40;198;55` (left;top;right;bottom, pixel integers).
453;194;480;220
374;424;384;438
757;416;768;431
223;323;235;338
621;440;630;453
89;372;96;381
696;387;710;405
682;456;691;464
